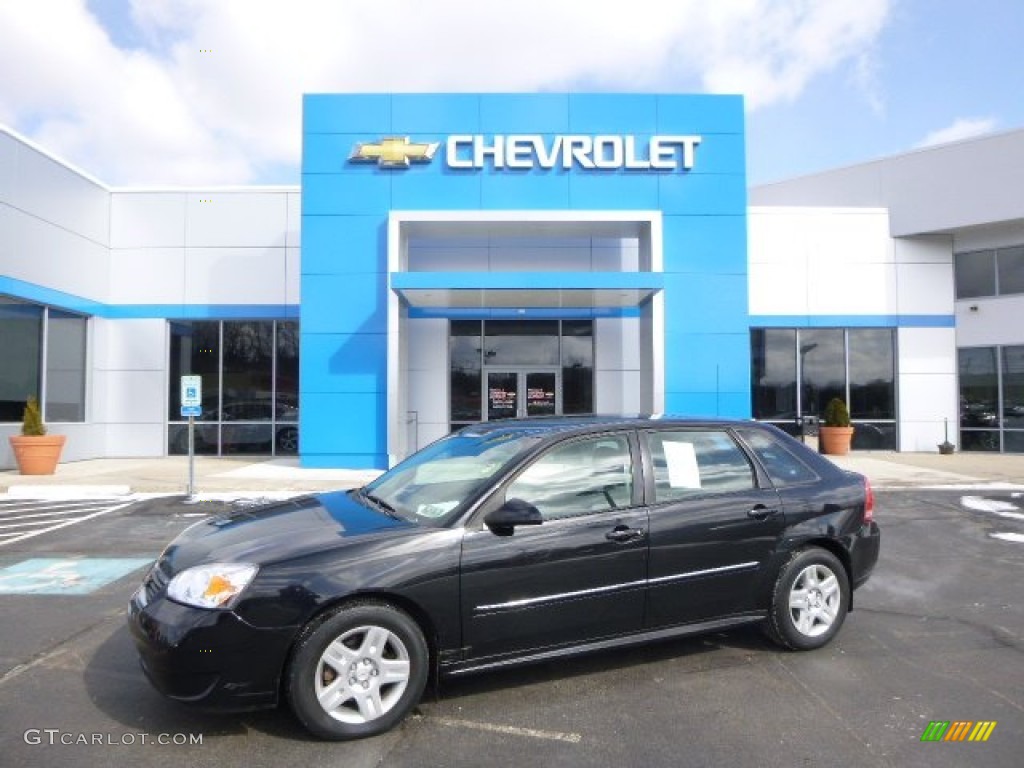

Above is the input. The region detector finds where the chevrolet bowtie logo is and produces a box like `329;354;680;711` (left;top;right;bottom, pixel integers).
349;137;439;168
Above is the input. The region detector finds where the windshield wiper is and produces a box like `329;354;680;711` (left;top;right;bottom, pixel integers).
356;489;400;519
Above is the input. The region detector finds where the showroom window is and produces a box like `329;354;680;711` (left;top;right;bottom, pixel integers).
751;328;897;449
959;345;1024;452
954;245;1024;299
168;320;299;456
0;297;87;423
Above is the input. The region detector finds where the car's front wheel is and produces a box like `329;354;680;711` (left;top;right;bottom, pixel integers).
285;602;429;740
766;548;849;650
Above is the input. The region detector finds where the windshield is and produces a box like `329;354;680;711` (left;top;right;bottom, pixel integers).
362;430;542;526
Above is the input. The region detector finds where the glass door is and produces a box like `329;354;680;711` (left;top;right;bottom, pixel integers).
486;370;559;420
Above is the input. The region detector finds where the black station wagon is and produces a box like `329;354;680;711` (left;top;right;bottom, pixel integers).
129;416;880;740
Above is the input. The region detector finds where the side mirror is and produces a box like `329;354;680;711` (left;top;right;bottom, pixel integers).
484;498;543;534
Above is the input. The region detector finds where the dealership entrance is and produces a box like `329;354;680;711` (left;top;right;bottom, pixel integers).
485;370;559;420
449;319;594;432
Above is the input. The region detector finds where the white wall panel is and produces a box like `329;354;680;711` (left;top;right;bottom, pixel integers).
897;328;957;375
0;133;16;204
7;141;109;246
592;243;640;271
110;193;187;248
894;234;952;264
9;209;110;300
185;192;289;248
955;295;1024;347
103;423;166;457
804;211;893;265
415;421;449;451
748;262;810;315
748;210;808;267
595;317;641;370
489;245;591;271
895;262;954;316
286;192;301;248
108;248;186;305
286;247;301;305
596;370;643;413
806;262;897;315
406;369;447;423
93;318;166;371
96;370;167;424
407;246;488;271
183;247;287;305
406;319;447;371
899;420;953;453
897;372;958;451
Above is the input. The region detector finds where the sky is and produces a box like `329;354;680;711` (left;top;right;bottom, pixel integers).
1;0;1021;188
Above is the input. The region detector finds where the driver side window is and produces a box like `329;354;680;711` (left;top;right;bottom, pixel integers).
506;435;633;520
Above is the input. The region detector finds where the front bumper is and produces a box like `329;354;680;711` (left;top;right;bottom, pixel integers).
127;587;298;711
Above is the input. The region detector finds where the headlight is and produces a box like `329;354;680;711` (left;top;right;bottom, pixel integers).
167;563;258;609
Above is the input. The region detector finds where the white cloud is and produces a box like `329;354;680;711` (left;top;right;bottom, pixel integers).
0;0;891;184
916;117;998;148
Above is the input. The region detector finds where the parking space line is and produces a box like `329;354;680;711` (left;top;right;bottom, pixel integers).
0;501;120;514
434;716;582;744
0;506;117;522
0;500;136;548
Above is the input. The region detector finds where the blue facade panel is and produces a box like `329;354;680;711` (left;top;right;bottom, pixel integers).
301;93;749;468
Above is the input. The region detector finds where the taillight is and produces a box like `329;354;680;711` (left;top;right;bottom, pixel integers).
863;477;875;524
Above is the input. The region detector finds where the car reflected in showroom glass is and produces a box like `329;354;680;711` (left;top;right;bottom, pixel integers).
129;417;880;740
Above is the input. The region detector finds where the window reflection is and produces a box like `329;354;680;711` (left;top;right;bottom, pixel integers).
751;327;896;450
959;348;998;430
800;329;845;419
751;329;796;419
1002;346;1024;430
849;329;895;419
168;320;298;456
955;250;996;299
0;298;43;422
998;246;1024;296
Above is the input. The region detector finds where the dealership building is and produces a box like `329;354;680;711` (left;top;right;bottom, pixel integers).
2;93;1022;470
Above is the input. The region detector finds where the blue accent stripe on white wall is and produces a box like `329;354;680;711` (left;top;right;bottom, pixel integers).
0;277;298;319
749;315;956;328
0;276;107;316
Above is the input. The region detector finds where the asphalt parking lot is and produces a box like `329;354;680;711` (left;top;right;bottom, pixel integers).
0;489;1021;768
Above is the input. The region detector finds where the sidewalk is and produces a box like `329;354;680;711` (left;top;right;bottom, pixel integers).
1;451;1022;497
0;456;381;497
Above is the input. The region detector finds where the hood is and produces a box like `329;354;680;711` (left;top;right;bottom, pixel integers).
160;490;418;573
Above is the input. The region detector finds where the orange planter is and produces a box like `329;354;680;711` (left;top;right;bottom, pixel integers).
819;426;854;456
9;435;66;475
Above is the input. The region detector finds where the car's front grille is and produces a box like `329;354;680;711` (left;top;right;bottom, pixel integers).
143;559;172;602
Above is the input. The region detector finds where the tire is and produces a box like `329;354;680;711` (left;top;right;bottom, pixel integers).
765;548;849;651
285;602;429;740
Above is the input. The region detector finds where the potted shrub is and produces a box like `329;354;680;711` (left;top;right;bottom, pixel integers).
8;396;66;475
819;397;855;455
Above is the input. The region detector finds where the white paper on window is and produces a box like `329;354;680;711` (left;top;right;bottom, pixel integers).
663;441;701;489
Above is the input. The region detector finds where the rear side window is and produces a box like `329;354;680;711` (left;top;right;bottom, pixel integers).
737;428;819;486
647;430;754;503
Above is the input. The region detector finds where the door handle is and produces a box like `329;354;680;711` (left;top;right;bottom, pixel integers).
606;526;645;543
747;505;780;521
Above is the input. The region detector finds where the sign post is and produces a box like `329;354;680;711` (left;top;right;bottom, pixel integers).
180;376;202;499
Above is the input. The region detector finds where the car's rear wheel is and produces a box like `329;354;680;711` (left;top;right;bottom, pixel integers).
285;602;428;740
766;548;849;650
